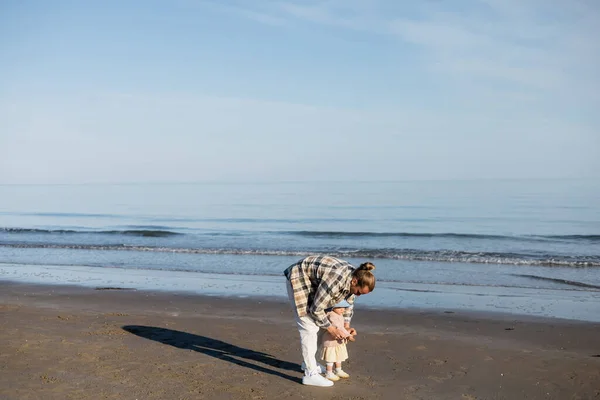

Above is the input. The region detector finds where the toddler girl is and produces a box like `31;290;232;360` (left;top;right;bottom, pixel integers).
318;299;356;381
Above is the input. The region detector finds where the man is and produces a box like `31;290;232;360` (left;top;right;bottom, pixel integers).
284;255;376;387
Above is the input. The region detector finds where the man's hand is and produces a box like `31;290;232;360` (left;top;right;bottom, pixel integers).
326;325;345;340
343;322;357;336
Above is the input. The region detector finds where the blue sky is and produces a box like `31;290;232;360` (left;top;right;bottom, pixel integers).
1;0;598;183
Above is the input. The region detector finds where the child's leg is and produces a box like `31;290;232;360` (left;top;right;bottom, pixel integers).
324;362;340;381
335;361;350;378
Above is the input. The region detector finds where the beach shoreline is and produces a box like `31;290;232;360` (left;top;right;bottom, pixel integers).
3;261;599;323
1;281;599;400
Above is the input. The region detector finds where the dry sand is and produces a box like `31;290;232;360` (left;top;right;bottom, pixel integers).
1;282;599;400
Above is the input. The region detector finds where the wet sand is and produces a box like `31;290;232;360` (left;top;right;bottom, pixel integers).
1;281;599;400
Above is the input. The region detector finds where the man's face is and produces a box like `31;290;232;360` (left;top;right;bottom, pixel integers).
350;278;371;296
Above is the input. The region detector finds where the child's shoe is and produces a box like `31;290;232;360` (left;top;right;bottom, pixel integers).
335;369;350;378
325;371;340;381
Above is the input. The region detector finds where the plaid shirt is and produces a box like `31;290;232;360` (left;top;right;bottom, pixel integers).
284;255;356;328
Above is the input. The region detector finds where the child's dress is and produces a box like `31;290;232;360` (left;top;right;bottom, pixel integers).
318;311;352;363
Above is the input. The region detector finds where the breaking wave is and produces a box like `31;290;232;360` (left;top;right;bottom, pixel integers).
4;227;600;242
2;243;599;267
1;227;181;237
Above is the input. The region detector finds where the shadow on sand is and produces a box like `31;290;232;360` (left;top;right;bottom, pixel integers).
122;325;301;384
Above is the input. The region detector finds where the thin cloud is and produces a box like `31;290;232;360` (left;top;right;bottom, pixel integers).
195;0;290;27
387;2;598;95
222;1;598;103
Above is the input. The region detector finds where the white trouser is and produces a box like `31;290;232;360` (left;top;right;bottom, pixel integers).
286;279;322;376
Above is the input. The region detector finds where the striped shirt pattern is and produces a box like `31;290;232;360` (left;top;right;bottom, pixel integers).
284;255;356;328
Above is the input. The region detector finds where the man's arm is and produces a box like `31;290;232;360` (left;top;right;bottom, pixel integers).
342;305;354;324
342;299;355;334
310;266;350;325
343;322;356;335
309;281;336;328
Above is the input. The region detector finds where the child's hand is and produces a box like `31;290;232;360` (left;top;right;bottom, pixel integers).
347;335;356;342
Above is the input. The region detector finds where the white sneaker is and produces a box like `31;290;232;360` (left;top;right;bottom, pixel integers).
335;369;350;379
325;371;340;381
300;362;325;374
302;373;334;387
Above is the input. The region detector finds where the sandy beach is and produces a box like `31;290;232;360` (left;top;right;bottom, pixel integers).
1;281;599;400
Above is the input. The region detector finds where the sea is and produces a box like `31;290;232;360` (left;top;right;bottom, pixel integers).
1;179;599;321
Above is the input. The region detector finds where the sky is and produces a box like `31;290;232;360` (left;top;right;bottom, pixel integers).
1;0;599;183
